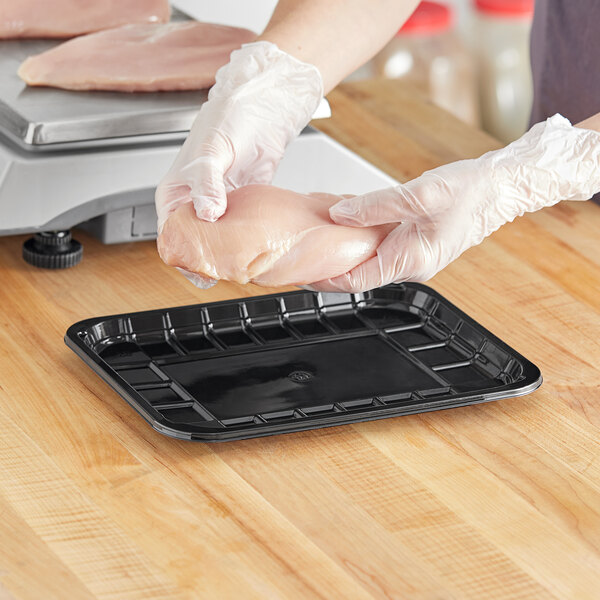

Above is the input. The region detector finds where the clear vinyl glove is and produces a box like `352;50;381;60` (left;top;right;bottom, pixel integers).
309;114;600;292
155;40;323;230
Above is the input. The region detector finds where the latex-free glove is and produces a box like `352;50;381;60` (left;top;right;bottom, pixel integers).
309;114;600;292
154;40;323;231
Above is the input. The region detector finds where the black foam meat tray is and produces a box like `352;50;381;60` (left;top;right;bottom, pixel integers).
65;284;542;442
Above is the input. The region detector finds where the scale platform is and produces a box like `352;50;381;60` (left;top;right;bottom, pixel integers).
0;8;207;148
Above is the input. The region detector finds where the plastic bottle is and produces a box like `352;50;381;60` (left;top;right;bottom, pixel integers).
474;0;534;142
371;1;479;127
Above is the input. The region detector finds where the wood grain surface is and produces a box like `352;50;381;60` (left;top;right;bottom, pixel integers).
1;79;599;599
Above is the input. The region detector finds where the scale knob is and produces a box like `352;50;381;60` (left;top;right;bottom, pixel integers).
22;231;83;269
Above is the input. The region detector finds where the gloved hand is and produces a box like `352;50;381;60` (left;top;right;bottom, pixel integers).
155;40;324;232
308;114;600;292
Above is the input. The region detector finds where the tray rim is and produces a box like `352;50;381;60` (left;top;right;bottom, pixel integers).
65;283;543;442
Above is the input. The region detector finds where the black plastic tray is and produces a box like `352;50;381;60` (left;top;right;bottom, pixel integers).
65;284;542;442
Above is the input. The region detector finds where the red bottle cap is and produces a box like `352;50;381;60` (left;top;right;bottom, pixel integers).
398;1;453;35
474;0;534;18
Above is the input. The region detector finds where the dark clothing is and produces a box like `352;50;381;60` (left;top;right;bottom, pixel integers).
530;0;600;203
530;0;600;125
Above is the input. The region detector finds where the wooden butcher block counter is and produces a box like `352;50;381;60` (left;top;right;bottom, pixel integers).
1;79;599;600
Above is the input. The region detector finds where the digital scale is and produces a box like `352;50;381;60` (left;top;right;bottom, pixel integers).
0;9;396;268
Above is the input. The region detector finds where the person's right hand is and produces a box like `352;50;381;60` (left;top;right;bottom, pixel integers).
154;41;324;232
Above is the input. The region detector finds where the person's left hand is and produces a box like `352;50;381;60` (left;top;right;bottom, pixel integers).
307;114;600;293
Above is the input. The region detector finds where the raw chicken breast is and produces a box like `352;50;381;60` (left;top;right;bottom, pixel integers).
0;0;170;39
18;22;256;92
157;185;394;288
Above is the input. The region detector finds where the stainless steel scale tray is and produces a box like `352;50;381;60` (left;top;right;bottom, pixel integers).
0;9;208;149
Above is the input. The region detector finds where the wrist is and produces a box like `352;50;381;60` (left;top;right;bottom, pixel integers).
576;112;600;134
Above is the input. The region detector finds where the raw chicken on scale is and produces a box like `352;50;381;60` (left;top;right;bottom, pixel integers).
19;22;256;92
0;0;170;38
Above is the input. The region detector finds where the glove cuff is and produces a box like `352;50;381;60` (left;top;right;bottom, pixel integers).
209;40;324;139
486;114;600;218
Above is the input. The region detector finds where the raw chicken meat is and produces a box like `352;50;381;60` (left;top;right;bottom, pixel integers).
0;0;170;39
157;185;394;287
18;22;257;92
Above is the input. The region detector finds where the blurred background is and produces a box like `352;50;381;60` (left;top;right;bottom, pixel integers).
173;0;535;144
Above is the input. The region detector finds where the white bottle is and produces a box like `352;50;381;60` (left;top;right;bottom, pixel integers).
372;1;480;127
474;0;534;143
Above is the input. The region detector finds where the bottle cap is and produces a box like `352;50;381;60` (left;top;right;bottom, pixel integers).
474;0;534;18
398;1;453;36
